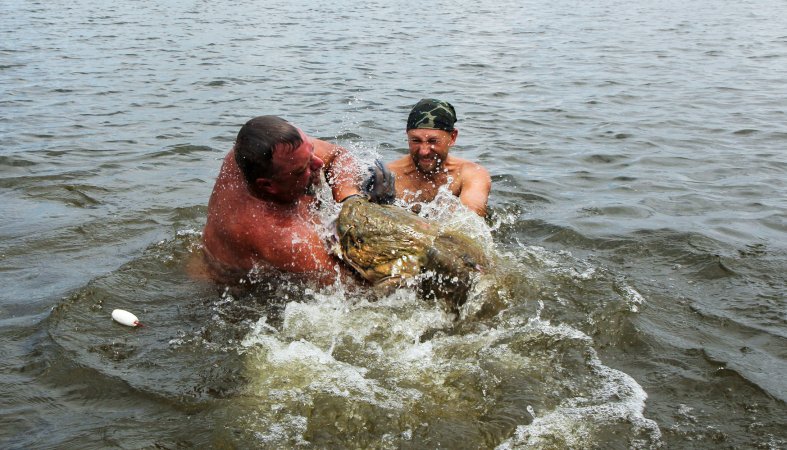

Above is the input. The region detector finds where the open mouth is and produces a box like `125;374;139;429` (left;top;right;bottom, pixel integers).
417;158;439;172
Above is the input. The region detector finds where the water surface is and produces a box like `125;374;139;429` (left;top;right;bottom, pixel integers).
1;0;785;448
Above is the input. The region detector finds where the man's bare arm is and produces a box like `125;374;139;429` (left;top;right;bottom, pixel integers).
459;163;492;217
314;139;362;202
248;220;342;283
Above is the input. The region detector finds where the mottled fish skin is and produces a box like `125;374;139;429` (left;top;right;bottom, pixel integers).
335;197;487;308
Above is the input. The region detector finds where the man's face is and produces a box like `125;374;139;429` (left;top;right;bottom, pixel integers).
267;130;324;202
406;128;457;174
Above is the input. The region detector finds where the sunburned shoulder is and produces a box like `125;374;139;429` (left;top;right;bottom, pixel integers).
313;138;343;162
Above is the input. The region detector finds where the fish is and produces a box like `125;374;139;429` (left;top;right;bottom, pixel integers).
334;197;488;309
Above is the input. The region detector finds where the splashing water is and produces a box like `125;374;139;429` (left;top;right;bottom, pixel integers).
219;276;660;448
44;208;662;448
41;140;663;448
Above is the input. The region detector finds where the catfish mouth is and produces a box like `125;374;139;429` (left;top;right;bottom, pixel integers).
336;226;363;268
335;200;417;283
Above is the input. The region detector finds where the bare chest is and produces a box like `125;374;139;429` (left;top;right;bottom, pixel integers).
396;173;461;204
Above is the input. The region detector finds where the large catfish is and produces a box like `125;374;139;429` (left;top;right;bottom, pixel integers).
334;197;488;309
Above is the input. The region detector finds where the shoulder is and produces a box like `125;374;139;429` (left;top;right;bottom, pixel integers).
448;157;490;182
450;158;491;216
210;150;246;190
313;138;344;163
313;138;333;153
387;156;415;174
463;159;491;180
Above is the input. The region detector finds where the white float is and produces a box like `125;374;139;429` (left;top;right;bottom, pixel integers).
111;309;143;327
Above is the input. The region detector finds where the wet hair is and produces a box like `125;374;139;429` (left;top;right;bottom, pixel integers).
233;115;303;184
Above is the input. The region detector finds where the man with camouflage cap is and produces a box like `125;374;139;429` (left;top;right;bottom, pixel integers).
386;98;491;217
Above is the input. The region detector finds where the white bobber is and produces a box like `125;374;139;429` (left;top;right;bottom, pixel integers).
111;309;143;327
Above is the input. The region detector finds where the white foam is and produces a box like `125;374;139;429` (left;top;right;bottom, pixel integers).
230;235;661;447
496;347;662;449
244;328;418;410
620;284;646;313
252;414;308;445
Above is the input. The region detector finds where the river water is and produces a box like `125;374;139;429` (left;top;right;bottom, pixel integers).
1;0;785;448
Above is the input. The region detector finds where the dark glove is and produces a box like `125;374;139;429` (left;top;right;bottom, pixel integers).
362;159;396;205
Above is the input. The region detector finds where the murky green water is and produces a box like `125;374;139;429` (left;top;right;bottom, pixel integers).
1;0;785;448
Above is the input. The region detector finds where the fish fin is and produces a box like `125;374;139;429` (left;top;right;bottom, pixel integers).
372;276;406;296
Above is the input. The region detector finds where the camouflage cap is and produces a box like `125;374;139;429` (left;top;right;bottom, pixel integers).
406;98;457;131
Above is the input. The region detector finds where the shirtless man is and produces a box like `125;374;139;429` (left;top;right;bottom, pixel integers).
387;99;491;217
201;115;364;284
